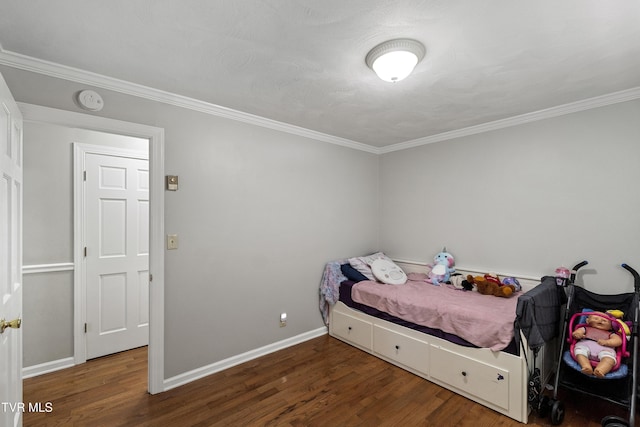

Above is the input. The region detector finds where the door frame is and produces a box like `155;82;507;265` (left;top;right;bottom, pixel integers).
74;143;149;361
19;102;165;394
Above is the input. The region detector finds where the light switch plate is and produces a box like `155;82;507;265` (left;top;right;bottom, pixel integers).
166;175;178;191
167;234;178;250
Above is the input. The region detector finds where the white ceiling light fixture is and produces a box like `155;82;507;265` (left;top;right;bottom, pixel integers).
365;39;426;83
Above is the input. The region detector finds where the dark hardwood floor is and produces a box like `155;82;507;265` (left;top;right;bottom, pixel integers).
23;335;634;426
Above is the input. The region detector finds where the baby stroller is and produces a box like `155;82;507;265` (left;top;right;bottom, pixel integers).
540;261;639;426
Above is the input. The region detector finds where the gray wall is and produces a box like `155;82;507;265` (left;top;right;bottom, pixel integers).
9;62;640;381
160;107;379;376
22;271;73;367
380;99;640;294
2;66;379;378
22;122;147;367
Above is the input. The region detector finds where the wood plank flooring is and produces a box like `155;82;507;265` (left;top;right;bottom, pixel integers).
23;335;633;426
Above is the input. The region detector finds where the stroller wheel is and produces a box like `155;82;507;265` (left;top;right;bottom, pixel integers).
537;395;550;418
601;415;628;427
550;400;565;425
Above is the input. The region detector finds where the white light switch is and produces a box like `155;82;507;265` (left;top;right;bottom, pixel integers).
167;234;178;250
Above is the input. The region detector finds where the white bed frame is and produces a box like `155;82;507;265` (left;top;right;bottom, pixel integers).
328;260;555;424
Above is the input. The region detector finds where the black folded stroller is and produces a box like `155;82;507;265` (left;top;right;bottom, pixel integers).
541;261;639;426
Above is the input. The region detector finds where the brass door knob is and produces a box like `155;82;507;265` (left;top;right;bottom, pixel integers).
0;318;21;334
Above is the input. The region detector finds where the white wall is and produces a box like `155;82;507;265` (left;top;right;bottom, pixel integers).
380;99;640;294
1;66;380;378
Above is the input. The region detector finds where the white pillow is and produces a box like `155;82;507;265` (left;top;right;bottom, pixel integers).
348;252;394;281
371;258;407;285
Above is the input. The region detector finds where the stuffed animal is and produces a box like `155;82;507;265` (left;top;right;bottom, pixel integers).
450;273;473;291
502;276;522;292
607;309;631;338
467;274;516;298
459;276;475;291
428;248;455;285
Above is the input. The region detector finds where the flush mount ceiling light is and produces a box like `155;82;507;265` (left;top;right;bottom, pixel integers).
365;39;426;83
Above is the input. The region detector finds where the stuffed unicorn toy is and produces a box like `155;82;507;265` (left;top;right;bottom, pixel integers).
428;248;455;285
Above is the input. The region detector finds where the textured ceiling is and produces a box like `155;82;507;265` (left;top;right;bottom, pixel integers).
1;1;639;148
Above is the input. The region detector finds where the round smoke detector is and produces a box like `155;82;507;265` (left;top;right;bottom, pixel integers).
75;90;104;111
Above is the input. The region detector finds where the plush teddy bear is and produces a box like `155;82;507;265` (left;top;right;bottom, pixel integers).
428;248;455;285
466;274;516;297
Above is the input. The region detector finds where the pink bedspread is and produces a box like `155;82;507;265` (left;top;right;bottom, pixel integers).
351;273;521;351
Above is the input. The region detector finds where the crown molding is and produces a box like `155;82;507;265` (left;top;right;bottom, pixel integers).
0;48;379;154
2;48;639;156
379;86;640;154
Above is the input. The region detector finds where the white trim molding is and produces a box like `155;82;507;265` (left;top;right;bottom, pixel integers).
379;86;640;154
22;262;74;274
163;327;327;391
0;48;378;154
19;103;166;395
2;48;640;155
23;357;75;379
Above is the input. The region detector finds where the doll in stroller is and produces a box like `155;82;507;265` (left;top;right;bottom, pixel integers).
539;261;639;427
570;311;626;377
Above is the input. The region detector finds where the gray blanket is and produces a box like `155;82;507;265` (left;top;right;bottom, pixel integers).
515;276;565;351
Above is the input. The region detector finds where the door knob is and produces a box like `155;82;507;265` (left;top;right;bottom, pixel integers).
0;318;21;334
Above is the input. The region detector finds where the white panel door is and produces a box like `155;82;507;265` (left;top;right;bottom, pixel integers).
0;73;23;427
85;152;149;359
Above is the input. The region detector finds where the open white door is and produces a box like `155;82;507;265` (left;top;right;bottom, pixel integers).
0;74;24;426
83;150;149;359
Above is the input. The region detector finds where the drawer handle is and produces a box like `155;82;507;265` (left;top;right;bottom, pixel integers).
395;345;400;351
461;371;467;377
348;326;352;331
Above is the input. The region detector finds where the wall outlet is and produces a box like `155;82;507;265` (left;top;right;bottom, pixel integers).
280;312;287;327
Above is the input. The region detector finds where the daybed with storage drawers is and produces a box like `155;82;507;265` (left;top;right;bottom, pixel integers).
325;259;557;424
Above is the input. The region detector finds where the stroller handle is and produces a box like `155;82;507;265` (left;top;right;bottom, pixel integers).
572;260;588;271
621;263;640;292
570;260;588;283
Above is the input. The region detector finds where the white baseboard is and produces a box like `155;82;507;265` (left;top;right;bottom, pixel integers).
23;357;75;379
21;328;329;387
163;327;328;391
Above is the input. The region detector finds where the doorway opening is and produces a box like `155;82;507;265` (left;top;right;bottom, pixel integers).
20;102;165;394
74;142;150;360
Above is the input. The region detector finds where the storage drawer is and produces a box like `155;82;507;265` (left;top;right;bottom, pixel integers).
331;309;372;350
373;325;429;375
430;345;510;410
